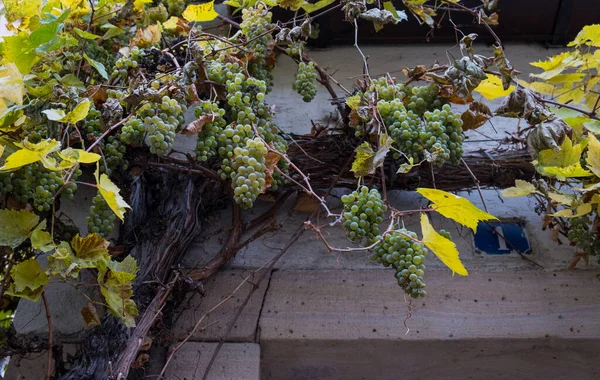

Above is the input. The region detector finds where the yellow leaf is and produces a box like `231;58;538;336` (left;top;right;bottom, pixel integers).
0;139;61;172
58;148;100;168
416;188;497;232
586;133;600;177
474;74;515;100
0;63;25;105
182;1;219;22
63;99;90;124
568;24;600;48
350;142;375;177
95;165;130;221
543;163;593;180
500;180;537;198
538;136;585;168
548;192;574;205
420;214;468;276
302;0;335;13
545;73;586;84
530;51;572;80
162;16;179;30
528;82;556;95
346;95;361;110
551;203;593;218
133;0;152;12
133;25;161;47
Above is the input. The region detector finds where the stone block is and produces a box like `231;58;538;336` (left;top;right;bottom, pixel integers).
163;343;260;380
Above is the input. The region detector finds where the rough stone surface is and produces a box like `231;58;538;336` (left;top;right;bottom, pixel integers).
260;269;600;341
13;282;90;341
4;344;77;380
163;343;260;380
170;269;271;342
259;269;600;379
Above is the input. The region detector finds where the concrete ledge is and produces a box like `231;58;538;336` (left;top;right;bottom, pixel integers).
164;343;260;380
260;269;600;341
259;269;600;379
171;269;271;342
4;344;77;380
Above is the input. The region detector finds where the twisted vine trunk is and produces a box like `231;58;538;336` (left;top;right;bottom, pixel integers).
58;172;223;380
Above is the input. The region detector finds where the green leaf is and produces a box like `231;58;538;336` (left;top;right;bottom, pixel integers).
0;105;26;132
302;0;335;13
47;241;78;278
100;24;123;40
10;259;49;298
501;180;538;198
73;27;100;40
31;229;55;252
417;188;498;232
0;209;39;248
99;257;139;327
83;54;108;80
383;1;408;22
420;214;468;276
351;142;375;177
586;133;600;178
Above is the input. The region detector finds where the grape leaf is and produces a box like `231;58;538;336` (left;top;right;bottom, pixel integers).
351;142;375;177
543;164;593;180
586;133;600;178
302;0;335;13
133;0;152;12
73;27;100;40
47;241;78;278
98;257;138;327
501;180;538;198
420;214;468;276
0;209;39;248
182;1;219;22
84;54;108;80
417;188;498;232
474;74;515;100
71;233;110;269
0;139;61;172
81;303;101;328
95;165;131;221
383;1;408;22
30;229;55;252
63;99;91;124
100;24;123;40
57;148;100;168
9;259;49;301
538;136;585;168
0;63;25;105
551;203;593;218
162;17;180;30
568;24;600;48
42;109;67;121
548;192;574;205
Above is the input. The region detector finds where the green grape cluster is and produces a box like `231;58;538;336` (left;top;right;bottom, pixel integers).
86;193;116;237
293;62;318;102
341;186;387;244
84;41;115;76
378;98;422;159
0;173;13;197
206;61;243;85
11;163;79;212
120;117;145;145
406;83;447;116
249;58;274;93
121;96;187;156
111;47;142;80
217;123;253;180
422;105;465;165
166;0;186;16
195;100;227;161
240;3;274;59
231;138;268;208
84;106;102;136
568;216;600;258
369;77;406;102
102;135;128;175
285;41;304;58
148;4;168;23
371;230;428;298
22;122;48;143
